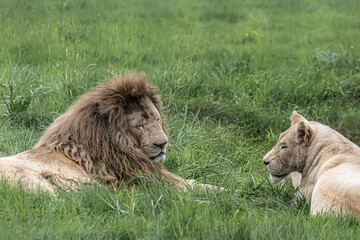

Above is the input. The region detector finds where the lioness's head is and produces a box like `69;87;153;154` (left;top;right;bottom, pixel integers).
263;111;315;182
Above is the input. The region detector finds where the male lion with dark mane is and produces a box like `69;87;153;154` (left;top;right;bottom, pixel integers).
0;73;214;192
263;111;360;217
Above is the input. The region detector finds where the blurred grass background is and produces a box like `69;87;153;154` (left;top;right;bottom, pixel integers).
0;0;360;238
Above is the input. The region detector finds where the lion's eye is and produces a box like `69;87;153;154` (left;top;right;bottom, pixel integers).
157;118;161;123
137;124;145;130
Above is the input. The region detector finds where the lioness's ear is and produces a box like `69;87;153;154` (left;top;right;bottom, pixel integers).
291;111;307;125
296;121;314;146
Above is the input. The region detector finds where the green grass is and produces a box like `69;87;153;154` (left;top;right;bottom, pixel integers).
0;0;360;238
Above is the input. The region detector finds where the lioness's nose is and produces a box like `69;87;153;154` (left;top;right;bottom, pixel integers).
263;159;270;165
154;141;167;149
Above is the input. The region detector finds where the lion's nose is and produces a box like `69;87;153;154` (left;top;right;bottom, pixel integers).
154;141;167;149
263;159;270;165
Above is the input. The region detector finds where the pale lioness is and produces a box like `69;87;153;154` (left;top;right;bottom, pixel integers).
263;111;360;217
0;73;218;192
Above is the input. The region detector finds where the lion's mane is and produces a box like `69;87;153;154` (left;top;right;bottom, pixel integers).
36;73;174;184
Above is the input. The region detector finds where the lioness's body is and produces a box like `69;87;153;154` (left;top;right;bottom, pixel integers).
295;125;360;216
0;147;91;192
264;111;360;217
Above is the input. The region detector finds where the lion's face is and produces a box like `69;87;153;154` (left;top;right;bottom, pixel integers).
126;98;168;164
263;111;314;182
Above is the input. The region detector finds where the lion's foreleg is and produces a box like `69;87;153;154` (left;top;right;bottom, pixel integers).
159;168;224;191
185;179;225;191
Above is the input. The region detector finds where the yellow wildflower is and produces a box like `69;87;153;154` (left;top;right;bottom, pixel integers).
253;30;258;35
245;33;249;37
55;28;58;32
97;13;101;17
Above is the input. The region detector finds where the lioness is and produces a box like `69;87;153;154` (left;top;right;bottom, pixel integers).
263;111;360;217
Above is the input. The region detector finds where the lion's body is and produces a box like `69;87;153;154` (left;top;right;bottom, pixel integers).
0;74;200;191
0;147;91;192
264;111;360;217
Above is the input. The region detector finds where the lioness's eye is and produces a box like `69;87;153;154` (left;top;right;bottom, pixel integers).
280;145;287;150
157;118;161;123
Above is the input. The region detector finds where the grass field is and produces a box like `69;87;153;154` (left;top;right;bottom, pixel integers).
1;0;360;238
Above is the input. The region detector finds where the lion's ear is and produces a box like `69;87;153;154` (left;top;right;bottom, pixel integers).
296;121;314;146
291;111;307;125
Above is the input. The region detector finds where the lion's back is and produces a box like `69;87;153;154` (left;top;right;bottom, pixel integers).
0;147;92;192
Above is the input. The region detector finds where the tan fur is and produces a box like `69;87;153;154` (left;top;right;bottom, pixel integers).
0;73;210;192
263;111;360;217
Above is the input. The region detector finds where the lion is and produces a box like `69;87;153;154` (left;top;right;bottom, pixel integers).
263;111;360;217
0;73;216;192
